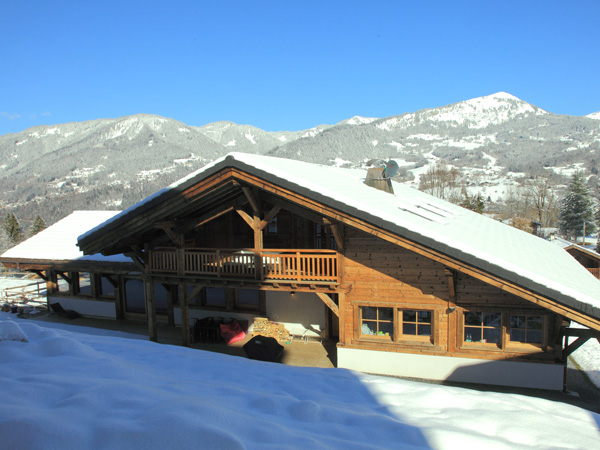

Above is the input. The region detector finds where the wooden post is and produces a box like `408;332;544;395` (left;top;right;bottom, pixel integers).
446;269;457;352
145;280;157;342
338;291;346;345
114;276;124;320
177;248;185;276
45;270;55;311
179;284;191;347
166;284;175;327
254;217;263;281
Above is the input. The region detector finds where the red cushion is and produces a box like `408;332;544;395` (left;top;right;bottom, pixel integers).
220;320;246;344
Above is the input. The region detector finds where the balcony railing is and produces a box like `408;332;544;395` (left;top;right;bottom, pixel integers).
149;248;339;284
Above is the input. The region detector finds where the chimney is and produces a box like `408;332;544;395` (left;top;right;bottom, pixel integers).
365;168;394;194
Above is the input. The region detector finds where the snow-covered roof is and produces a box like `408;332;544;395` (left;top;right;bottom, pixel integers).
79;152;600;321
1;211;132;264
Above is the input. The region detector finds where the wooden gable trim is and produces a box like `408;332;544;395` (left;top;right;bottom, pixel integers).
228;169;600;332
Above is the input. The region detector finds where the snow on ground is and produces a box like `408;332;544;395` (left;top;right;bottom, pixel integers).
2;276;600;448
0;313;599;450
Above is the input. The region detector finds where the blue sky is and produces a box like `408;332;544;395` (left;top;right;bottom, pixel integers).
1;0;599;135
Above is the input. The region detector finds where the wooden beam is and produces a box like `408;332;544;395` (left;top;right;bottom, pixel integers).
259;205;282;231
236;209;255;229
31;270;48;281
154;221;181;246
101;274;117;288
561;328;600;358
56;271;72;285
329;222;345;251
316;292;340;317
125;252;145;270
241;187;260;214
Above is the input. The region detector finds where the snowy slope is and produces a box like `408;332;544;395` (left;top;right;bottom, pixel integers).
1;315;599;450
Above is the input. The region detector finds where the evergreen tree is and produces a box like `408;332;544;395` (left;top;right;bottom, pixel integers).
459;189;485;214
3;213;23;244
558;172;596;240
30;215;46;236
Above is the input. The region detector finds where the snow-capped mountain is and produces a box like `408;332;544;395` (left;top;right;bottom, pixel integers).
587;111;600;120
0;93;598;238
375;92;548;131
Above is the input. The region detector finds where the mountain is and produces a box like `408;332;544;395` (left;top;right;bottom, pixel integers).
1;93;599;238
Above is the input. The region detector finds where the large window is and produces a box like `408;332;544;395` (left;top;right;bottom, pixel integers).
462;310;548;350
358;306;436;344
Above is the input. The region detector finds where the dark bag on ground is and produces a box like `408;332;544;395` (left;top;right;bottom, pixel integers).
243;335;284;362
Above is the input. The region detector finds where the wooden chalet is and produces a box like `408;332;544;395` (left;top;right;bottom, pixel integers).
4;153;600;390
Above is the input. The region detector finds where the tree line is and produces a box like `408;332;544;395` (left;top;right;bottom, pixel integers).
418;161;599;250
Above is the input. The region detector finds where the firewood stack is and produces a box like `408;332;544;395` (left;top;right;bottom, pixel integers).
252;317;290;342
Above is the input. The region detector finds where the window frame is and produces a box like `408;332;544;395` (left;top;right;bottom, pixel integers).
234;289;263;311
398;309;434;342
506;313;548;350
356;303;437;346
462;310;503;348
359;305;395;341
460;309;549;352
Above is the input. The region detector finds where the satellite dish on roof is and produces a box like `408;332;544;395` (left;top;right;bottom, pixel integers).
383;160;399;178
366;159;400;179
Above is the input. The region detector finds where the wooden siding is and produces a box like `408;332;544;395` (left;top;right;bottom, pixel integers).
340;228;561;363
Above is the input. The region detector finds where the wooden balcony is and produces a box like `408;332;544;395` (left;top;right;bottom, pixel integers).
149;248;340;285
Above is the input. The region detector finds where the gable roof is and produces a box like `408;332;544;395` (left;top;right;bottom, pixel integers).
1;211;133;268
77;152;600;324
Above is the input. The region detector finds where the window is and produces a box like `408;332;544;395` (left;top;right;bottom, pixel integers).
124;279;145;314
400;310;432;338
236;289;261;310
99;275;116;298
205;287;226;307
509;315;543;345
268;216;278;234
360;306;394;339
464;311;502;345
78;272;92;296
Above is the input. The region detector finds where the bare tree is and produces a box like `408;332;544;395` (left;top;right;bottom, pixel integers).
418;161;462;201
522;176;558;227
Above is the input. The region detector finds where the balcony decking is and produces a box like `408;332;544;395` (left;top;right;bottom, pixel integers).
149;248;340;286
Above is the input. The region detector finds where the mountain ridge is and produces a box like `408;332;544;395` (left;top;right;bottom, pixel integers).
1;92;599;241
